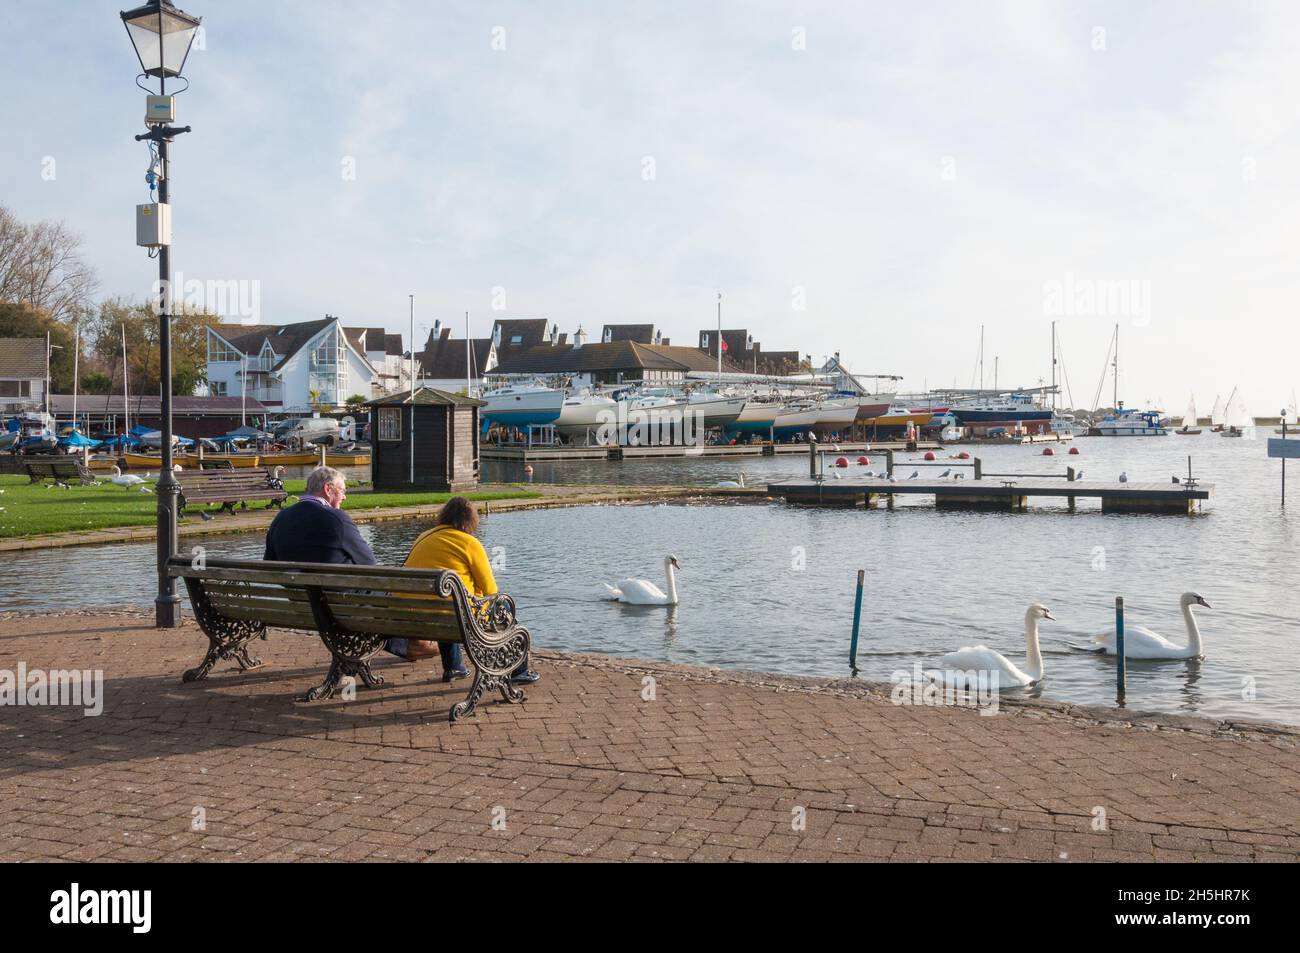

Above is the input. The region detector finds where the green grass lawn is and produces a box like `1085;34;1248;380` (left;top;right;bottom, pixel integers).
0;474;541;540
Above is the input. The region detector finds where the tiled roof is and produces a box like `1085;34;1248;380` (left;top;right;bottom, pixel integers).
493;341;745;375
367;387;485;407
601;324;655;344
0;338;46;379
46;394;269;414
417;329;494;380
492;319;550;350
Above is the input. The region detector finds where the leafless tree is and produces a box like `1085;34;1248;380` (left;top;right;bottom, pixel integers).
0;204;99;324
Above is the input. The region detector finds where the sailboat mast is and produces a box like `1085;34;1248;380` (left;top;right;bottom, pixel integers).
1050;320;1056;412
465;311;471;397
979;325;984;390
121;322;130;436
1113;322;1119;408
716;291;722;381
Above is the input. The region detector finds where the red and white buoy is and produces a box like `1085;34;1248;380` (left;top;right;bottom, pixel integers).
1042;447;1055;456
857;456;870;465
1068;446;1080;455
923;451;937;461
835;457;849;468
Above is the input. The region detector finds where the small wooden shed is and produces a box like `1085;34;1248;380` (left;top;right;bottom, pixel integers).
366;388;485;492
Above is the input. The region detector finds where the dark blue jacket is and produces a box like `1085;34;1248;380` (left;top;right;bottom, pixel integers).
264;497;377;565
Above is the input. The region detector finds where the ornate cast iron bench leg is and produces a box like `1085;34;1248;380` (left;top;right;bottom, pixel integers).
301;640;387;702
301;588;388;702
449;591;532;723
180;579;267;682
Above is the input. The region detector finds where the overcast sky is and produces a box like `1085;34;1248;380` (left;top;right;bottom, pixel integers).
4;1;1298;412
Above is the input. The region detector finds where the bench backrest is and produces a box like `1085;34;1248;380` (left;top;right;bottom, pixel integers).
179;466;273;484
167;556;467;643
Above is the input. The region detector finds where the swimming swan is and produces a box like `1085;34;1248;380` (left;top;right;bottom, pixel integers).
604;555;680;606
1069;592;1210;659
938;603;1054;687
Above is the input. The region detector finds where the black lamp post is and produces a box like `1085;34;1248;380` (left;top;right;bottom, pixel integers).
121;0;202;628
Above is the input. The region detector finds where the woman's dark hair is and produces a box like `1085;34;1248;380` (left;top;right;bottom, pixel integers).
436;496;479;534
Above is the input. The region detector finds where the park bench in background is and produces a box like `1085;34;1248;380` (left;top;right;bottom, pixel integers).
24;458;99;486
176;466;288;514
166;556;531;722
197;457;234;470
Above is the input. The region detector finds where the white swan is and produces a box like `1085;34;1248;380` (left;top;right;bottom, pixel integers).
716;473;746;488
604;555;680;606
1069;592;1210;659
938;604;1054;687
109;466;145;487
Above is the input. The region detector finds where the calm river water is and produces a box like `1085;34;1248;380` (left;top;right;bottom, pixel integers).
2;434;1297;725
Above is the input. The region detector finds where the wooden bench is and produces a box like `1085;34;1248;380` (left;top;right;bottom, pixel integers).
176;466;288;513
25;458;99;486
197;457;234;470
167;557;531;722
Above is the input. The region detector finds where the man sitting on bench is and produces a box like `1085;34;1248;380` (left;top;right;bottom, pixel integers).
264;466;375;565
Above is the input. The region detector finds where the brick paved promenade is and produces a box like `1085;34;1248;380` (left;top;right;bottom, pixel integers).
1;610;1297;862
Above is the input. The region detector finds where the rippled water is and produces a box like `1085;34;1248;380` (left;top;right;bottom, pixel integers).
2;434;1297;724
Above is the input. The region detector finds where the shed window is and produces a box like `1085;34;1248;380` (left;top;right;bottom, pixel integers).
377;407;402;441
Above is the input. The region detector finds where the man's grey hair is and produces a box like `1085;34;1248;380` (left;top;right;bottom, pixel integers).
306;466;345;496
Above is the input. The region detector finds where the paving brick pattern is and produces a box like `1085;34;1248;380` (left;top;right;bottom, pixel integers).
0;610;1296;862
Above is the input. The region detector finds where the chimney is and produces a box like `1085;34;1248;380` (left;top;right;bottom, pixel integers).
574;325;588;349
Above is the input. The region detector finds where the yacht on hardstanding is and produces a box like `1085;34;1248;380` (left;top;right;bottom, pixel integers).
480;383;565;428
949;393;1053;434
772;396;860;439
554;389;618;440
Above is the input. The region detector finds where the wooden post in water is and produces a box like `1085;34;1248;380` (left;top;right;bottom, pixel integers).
849;570;865;673
1067;465;1076;512
1115;596;1127;705
973;457;982;480
808;436;818;479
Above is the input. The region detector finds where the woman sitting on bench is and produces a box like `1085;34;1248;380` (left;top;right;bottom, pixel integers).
388;497;539;686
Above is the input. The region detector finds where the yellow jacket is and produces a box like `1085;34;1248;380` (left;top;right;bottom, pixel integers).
404;525;497;598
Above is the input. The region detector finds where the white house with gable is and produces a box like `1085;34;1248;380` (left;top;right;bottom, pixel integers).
206;316;399;413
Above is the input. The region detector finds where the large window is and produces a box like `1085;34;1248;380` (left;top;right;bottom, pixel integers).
208;331;240;363
209;381;227;396
0;379;32;398
308;324;348;406
377;407;402;441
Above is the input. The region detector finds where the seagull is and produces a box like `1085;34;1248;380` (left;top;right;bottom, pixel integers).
863;469;876;478
832;470;843;480
1074;471;1084;480
939;468;951;478
908;470;919;479
1118;471;1129;483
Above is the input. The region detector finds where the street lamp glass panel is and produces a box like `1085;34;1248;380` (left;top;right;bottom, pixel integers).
122;3;202;78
